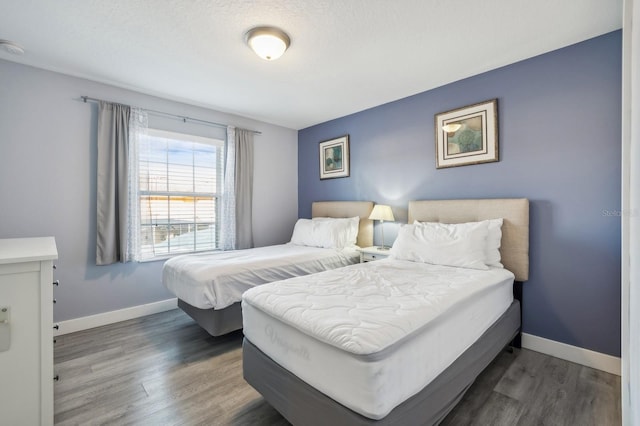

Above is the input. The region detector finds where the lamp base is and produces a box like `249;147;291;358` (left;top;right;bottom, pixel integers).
378;246;390;251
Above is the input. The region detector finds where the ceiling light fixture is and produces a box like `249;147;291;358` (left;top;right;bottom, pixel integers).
245;26;290;61
0;40;25;55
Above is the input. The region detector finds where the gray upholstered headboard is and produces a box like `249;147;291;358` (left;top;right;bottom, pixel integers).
311;201;374;248
408;199;529;281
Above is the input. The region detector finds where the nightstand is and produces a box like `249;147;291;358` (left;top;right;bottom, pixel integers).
358;246;391;263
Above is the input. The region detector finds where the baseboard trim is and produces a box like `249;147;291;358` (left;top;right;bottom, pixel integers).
54;303;622;376
54;298;178;336
522;333;621;376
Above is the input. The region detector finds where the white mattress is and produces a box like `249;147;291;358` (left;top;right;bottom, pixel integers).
162;243;359;310
242;259;515;420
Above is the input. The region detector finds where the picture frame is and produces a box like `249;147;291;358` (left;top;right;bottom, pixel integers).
434;99;499;169
319;135;350;179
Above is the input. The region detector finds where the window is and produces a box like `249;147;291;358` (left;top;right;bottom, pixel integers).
138;129;224;260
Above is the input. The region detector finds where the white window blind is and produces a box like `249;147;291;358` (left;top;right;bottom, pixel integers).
138;129;224;260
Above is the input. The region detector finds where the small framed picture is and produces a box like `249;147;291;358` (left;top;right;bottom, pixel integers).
319;135;350;179
434;99;499;169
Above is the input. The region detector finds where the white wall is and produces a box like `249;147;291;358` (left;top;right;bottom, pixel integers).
622;0;639;424
0;59;298;322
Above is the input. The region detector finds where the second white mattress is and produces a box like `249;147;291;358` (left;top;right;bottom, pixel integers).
242;259;514;420
163;244;359;309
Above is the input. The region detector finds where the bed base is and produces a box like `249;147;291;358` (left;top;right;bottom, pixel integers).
177;299;242;337
243;300;521;426
511;281;523;348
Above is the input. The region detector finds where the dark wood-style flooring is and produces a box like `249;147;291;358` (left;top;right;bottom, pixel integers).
54;309;621;425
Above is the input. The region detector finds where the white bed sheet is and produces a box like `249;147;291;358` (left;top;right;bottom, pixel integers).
242;259;514;419
162;243;359;310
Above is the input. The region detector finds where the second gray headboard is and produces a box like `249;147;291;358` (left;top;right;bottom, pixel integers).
408;198;530;281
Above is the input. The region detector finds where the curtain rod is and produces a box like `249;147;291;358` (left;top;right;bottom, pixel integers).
80;96;261;135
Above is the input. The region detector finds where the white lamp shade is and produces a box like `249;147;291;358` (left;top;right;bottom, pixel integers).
369;205;395;221
245;27;290;61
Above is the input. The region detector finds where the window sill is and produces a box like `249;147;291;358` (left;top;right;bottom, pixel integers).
138;249;221;263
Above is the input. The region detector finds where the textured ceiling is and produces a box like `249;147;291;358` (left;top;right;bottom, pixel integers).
0;0;622;129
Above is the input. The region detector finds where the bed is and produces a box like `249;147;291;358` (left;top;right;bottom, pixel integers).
242;198;529;425
162;201;374;336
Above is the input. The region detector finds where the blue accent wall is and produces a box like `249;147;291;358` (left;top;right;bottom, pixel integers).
298;31;622;356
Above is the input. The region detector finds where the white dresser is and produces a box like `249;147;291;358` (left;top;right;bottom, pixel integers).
0;237;58;426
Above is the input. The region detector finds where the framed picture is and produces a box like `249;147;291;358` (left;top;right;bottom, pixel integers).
434;99;498;169
319;135;350;179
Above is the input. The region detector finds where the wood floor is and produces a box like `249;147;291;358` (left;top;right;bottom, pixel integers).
54;309;621;426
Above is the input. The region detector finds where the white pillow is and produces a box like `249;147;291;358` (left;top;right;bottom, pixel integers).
290;219;333;248
412;218;504;268
484;218;504;268
290;217;360;249
390;221;489;270
313;216;360;248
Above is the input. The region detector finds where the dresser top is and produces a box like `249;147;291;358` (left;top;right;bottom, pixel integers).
0;237;58;264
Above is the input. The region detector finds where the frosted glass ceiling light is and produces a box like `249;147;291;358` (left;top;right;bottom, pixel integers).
245;27;290;61
0;40;25;55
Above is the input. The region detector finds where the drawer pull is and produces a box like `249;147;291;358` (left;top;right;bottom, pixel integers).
53;324;59;330
53;280;59;287
54;375;59;381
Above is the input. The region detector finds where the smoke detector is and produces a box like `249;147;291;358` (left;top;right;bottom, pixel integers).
0;40;25;55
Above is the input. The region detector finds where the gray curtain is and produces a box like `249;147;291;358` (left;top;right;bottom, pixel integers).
234;129;254;249
221;127;254;250
96;101;131;265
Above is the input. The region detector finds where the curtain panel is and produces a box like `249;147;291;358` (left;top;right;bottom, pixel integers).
95;102;146;265
127;108;147;261
234;128;254;249
220;126;237;250
96;101;130;265
220;126;254;250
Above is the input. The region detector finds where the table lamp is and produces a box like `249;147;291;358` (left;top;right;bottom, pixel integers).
368;204;395;250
